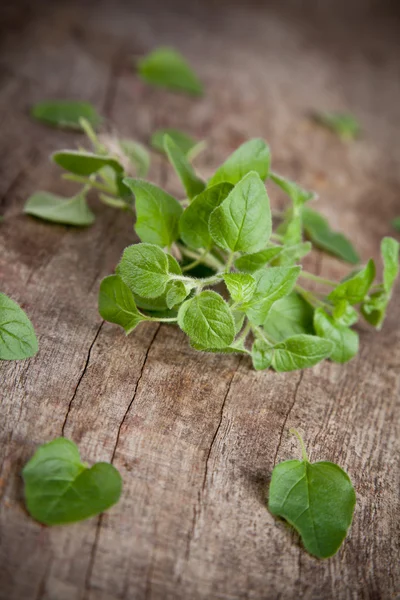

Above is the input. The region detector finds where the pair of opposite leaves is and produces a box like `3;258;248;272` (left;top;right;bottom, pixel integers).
23;433;355;560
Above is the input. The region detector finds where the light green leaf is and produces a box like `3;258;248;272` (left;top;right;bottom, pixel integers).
165;280;193;309
119;139;150;178
234;247;282;273
209;172;272;253
53;151;124;176
164;135;205;199
224;273;256;303
123;178;182;247
314;111;360;141
332;301;358;327
98;275;148;334
302;208;360;265
263;292;314;342
179;182;233;249
177;291;235;349
329;259;375;305
24;189;95;226
151;128;202;158
314;308;358;363
31;100;102;130
251;339;273;370
270;172;315;207
117;243;180;298
242;266;301;325
268;433;356;558
381;236;399;293
23;438;122;525
208;139;270;186
269;334;333;371
137;47;203;96
0;293;38;360
274;242;312;266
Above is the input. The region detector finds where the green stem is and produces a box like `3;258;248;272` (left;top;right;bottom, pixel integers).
300;271;337;287
251;325;275;346
182;247;212;272
146;316;178;323
225;251;235;272
177;244;223;271
237;320;252;344
63;174;115;195
270;232;284;243
289;428;309;462
295;285;331;310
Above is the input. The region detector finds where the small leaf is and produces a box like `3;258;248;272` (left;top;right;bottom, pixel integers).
23;438;122;525
332;301;358;327
179;182;233;249
53;151;124;176
251;339;273;370
381;236;399;293
0;293;38;360
242;266;301;326
123;178;182;247
234;247;282;273
223;273;256;304
313;111;360;141
270;172;316;207
209;172;272;253
177;291;235;349
302;208;360;264
268;432;356;558
165;280;193;309
98;275;148;334
329;259;375;305
360;292;388;329
119;139;150;178
137;47;203;96
24;189;95;226
31;100;102;130
117;243;180;298
208;139;270;186
269;334;333;371
392;217;400;232
263;292;315;342
164;135;205;199
151;128;201;158
314;308;358;363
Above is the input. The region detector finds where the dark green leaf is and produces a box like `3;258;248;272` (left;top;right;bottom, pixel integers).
24;189;95;226
234;247;282;273
314;308;358;363
53;151;124;176
0;293;38;360
164;135;205;199
31;100;102;130
137;47;203;96
263;292;315;342
208;139;270;186
98;275;148;334
302;208;360;264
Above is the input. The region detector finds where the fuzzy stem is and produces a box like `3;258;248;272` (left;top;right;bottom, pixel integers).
289;428;309;462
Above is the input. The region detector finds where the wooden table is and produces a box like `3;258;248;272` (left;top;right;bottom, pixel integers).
1;1;399;598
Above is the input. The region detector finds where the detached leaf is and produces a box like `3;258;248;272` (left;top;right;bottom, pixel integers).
329;259;375;305
123;178;182;247
224;273;256;303
381;236;399;293
270;172;315;206
0;293;38;360
263;292;314;342
251;339;273;370
209;172;272;253
24;189;95;226
179;182;233;249
313;111;360;141
269;334;333;371
314;308;358;363
117;243;180;298
31;100;102;130
164;135;205;199
302;208;360;265
151;128;201;158
178;291;235;349
242;266;301;326
234;247;282;273
268;433;356;558
209;139;270;186
119;140;150;178
98;275;148;334
53;151;124;176
137;47;203;96
23;438;122;525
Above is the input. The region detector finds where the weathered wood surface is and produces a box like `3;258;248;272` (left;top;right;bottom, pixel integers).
1;1;399;599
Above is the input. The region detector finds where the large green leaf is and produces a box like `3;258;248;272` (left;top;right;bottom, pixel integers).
269;334;333;372
53;150;124;176
31;100;102;130
262;292;314;342
98;275;148;334
24;190;95;226
0;293;38;360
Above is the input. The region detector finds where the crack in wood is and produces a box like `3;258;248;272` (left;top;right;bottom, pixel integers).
272;370;304;467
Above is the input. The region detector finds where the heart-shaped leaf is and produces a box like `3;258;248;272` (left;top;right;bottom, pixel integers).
0;293;38;360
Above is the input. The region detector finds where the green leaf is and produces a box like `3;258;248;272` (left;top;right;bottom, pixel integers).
270;172;315;207
328;259;375;305
177;291;235;349
53;151;124;177
98;275;148;334
137;47;203;96
165;280;193;309
381;236;399;293
31;100;102;130
24;189;95;226
164;135;205;199
224;273;256;304
314;111;360;141
0;293;38;360
251;339;273;370
208;139;271;186
360;292;388;329
117;243;180;298
151;128;202;158
22;438;122;525
179;182;233;249
123;178;182;247
209;172;272;253
119;140;150;178
332;301;358;327
302;208;360;264
269;334;333;371
274;242;312;266
263;292;315;342
392;217;400;232
269;431;356;558
314;308;358;363
242;266;301;326
234;247;282;273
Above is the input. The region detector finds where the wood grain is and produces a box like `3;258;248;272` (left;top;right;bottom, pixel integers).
0;1;399;599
